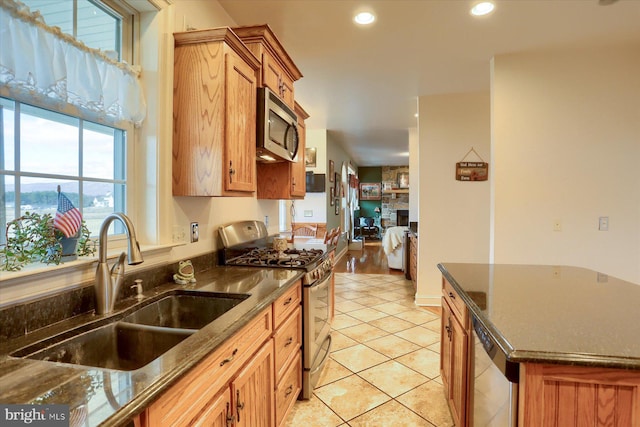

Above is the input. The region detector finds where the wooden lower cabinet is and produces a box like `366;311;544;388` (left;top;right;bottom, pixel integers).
408;234;417;291
441;296;470;427
143;283;304;427
519;363;640;427
441;278;471;427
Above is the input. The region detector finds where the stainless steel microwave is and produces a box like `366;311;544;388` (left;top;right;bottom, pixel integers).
257;87;298;162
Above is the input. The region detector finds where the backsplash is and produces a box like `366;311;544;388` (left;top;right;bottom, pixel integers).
0;251;218;342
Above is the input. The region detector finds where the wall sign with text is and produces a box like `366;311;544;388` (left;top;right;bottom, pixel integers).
456;161;488;181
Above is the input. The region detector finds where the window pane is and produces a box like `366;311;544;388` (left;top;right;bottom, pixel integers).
84;182;124;236
1;98;15;171
20;177;78;218
77;0;120;55
20;0;73;35
84;122;115;180
20;105;79;176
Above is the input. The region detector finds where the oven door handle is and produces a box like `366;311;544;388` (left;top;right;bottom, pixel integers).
308;271;332;292
309;334;333;376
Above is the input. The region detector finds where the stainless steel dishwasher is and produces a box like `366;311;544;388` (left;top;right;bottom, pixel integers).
469;314;519;427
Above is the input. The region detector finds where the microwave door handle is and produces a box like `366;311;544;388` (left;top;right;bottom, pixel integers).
284;123;299;158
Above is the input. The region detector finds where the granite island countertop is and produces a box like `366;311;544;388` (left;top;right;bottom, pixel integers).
437;263;640;370
0;266;304;426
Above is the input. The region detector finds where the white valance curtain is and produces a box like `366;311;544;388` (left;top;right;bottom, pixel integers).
0;0;146;127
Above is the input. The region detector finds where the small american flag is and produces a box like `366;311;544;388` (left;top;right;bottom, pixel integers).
54;191;82;238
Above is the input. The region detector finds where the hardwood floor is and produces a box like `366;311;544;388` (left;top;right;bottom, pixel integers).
334;240;405;275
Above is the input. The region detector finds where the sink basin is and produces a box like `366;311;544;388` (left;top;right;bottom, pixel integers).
122;291;250;330
14;322;194;371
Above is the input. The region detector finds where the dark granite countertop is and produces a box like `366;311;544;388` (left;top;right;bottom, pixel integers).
437;263;640;370
0;266;303;426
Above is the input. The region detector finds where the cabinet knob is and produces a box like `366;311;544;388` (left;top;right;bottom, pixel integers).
449;292;456;299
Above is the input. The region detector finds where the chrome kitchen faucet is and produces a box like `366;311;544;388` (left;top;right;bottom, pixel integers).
94;213;143;315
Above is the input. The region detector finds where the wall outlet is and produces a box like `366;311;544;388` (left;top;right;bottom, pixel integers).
304;210;313;217
172;225;187;243
190;222;199;243
264;216;269;227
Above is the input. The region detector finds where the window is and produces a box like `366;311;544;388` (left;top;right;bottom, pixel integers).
1;0;136;245
0;97;127;244
20;0;130;62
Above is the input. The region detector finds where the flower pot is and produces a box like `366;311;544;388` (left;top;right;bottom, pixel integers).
60;230;81;262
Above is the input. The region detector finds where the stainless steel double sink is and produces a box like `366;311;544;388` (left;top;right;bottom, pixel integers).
11;291;250;371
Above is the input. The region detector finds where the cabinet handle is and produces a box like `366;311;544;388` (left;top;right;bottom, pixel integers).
448;292;456;299
284;337;293;347
284;384;293;397
236;390;245;422
225;402;234;426
283;296;293;306
220;348;238;366
229;161;235;182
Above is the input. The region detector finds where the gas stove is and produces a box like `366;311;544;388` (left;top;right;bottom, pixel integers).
225;247;324;268
219;220;333;284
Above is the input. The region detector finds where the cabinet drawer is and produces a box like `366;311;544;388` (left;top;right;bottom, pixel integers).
274;306;301;381
148;307;272;426
275;352;302;427
443;278;468;324
273;280;301;328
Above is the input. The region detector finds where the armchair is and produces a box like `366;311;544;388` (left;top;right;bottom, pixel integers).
361;217;380;239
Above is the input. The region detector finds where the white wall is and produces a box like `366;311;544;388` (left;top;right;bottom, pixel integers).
417;92;492;305
491;45;640;284
408;126;419;223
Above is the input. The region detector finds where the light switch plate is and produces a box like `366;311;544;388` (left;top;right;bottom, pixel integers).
190;222;199;242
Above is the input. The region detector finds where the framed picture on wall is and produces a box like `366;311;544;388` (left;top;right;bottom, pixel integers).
334;199;340;215
330;187;335;205
397;172;409;189
360;182;381;200
334;173;341;195
305;147;317;167
329;160;335;181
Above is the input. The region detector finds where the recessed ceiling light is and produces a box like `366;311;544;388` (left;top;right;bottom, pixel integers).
471;1;495;16
354;11;375;25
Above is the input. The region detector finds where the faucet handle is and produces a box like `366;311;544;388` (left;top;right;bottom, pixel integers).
110;252;127;276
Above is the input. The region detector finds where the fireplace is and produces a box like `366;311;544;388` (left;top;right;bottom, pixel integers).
397;210;409;227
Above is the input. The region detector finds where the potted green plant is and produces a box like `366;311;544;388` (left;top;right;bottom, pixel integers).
0;212;95;271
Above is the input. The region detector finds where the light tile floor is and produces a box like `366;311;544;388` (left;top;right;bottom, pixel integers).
285;273;454;427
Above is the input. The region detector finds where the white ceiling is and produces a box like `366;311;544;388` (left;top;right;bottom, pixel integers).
218;0;640;166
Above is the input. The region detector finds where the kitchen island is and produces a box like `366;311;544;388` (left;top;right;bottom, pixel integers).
0;266;304;426
438;263;640;427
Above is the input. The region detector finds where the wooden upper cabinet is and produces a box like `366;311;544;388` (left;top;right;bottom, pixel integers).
172;28;260;196
232;24;303;110
256;102;308;199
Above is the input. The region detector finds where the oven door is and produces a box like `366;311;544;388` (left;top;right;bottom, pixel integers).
301;272;333;399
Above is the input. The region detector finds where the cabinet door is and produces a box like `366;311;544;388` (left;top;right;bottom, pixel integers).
262;53;295;108
225;50;257;193
232;340;275;427
290;118;306;197
450;310;469;427
193;389;232;427
441;297;452;394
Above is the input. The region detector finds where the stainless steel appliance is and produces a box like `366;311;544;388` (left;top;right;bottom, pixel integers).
470;314;519;427
219;221;333;399
256;87;298;162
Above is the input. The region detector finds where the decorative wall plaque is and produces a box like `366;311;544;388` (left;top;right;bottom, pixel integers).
456;147;488;181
